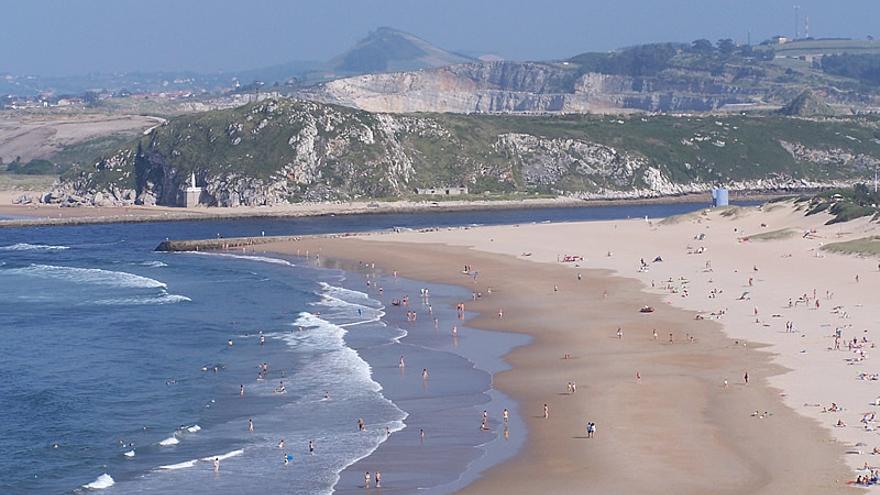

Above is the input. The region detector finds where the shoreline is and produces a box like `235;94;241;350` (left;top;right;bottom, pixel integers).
319;266;530;494
259;219;856;494
0;191;788;229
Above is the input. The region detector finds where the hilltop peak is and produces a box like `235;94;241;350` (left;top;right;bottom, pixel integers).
327;27;473;75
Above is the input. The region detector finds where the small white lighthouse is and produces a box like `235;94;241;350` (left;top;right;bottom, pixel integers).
183;172;204;207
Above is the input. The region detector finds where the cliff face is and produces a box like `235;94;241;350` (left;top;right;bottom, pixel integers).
297;60;873;114
49;98;880;207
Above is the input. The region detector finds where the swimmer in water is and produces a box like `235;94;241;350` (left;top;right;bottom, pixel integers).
324;391;330;400
213;457;220;472
309;440;315;455
240;384;245;397
248;418;254;432
278;439;285;449
227;339;233;347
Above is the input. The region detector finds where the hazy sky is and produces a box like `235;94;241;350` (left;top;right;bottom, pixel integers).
3;0;879;76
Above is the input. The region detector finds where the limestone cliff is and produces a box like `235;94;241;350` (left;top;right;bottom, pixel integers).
49;98;880;207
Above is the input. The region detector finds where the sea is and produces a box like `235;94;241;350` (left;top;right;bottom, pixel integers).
0;202;755;494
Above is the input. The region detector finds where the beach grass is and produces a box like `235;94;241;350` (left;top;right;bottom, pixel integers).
822;236;880;257
0;173;57;191
746;228;798;241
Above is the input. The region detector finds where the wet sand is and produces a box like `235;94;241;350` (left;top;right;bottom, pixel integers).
262;219;857;494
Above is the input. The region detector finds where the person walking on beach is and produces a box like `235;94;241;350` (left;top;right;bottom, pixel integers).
364;471;371;488
420;428;425;443
375;471;382;488
543;403;550;419
744;371;749;385
422;368;429;380
617;328;623;339
503;408;509;424
213;457;220;472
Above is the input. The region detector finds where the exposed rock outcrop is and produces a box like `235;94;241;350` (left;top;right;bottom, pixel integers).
49;98;880;207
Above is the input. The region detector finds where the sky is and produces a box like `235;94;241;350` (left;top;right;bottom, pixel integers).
2;0;879;76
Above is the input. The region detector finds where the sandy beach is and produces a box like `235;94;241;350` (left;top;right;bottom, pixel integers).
255;200;880;493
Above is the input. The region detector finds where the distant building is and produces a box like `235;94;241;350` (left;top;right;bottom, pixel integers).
415;186;469;196
771;35;790;45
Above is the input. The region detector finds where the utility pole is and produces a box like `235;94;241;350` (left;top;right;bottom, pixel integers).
794;5;800;39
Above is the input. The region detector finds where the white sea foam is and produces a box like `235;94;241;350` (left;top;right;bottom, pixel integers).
159;436;179;446
0;243;69;252
184;251;295;267
318;282;372;301
201;449;244;462
9;264;166;289
123;450;135;458
138;261;168;268
185;424;201;433
158;459;198;470
94;292;191;306
82;473;114;490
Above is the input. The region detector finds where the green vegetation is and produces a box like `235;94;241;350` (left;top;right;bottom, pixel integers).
66;99;880;204
803;183;880;224
745;228;798;241
4;158;57;175
821;54;880;86
821;236;880;257
568;39;771;79
0;173;57;191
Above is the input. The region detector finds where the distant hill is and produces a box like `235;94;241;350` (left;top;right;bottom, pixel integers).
52;98;880;207
326;27;473;75
298;39;880;114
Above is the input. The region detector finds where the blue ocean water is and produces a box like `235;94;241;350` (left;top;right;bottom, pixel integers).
0;202;754;494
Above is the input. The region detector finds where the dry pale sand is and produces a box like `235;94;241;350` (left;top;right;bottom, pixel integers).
259;200;877;493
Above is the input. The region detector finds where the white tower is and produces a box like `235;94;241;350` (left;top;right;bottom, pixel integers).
184;172;204;207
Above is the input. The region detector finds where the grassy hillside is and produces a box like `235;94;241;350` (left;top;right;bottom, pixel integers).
61;99;880;206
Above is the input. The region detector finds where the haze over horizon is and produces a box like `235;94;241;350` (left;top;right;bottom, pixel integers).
3;0;879;76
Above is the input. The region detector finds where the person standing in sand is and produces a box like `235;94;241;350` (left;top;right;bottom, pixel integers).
744;371;749;385
543;403;550;419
